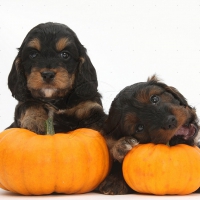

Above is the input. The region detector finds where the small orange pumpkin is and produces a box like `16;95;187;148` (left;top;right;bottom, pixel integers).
123;143;200;195
0;127;110;195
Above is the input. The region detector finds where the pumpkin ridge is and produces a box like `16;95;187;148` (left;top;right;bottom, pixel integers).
40;135;57;195
21;134;39;195
20;131;40;195
176;145;200;194
21;134;56;195
73;131;109;193
0;131;18;193
79;132;102;193
0;130;31;194
0;129;15;142
143;144;161;194
92;134;110;189
177;145;196;194
95;132;110;174
179;146;194;194
170;145;192;194
122;144;150;193
68;134;84;193
165;146;177;194
85;133;109;191
73;136;91;193
52;135;60;193
45;135;57;194
154;145;170;195
53;132;83;194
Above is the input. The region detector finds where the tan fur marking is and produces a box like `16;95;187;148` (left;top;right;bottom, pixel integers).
56;37;70;51
79;57;85;64
150;129;176;144
136;86;163;103
135;88;150;103
26;67;75;98
172;106;191;128
58;101;102;118
27;38;41;51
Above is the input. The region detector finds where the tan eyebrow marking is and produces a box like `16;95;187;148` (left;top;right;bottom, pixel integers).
56;37;70;51
27;38;41;51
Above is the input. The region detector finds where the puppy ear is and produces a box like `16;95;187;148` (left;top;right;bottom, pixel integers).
8;53;30;101
74;52;99;100
104;107;122;139
164;86;188;106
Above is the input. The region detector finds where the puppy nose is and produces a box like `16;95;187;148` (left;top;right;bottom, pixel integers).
41;71;55;82
163;115;177;130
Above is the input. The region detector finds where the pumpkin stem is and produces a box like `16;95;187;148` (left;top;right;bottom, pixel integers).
166;142;170;146
45;118;55;135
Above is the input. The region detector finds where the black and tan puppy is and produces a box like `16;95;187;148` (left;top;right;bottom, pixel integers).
7;22;106;134
99;75;199;194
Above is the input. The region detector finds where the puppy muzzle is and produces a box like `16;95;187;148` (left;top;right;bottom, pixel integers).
174;123;198;140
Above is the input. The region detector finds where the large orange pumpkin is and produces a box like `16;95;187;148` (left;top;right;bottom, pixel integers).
0;128;110;195
123;143;200;195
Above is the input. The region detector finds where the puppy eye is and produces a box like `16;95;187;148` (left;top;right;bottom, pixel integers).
60;51;70;59
150;95;160;104
136;124;144;133
29;51;38;59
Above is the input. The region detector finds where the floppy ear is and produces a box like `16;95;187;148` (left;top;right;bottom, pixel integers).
164;86;188;106
148;74;188;106
8;53;30;101
104;106;123;139
74;51;99;99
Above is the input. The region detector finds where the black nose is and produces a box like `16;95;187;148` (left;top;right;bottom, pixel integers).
41;71;55;82
163;115;177;130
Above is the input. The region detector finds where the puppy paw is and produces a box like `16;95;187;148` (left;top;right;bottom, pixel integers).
98;174;129;195
112;137;138;162
17;104;49;134
19;112;47;134
20;118;46;134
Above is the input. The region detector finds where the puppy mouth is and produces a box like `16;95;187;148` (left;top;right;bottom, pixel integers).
173;123;198;140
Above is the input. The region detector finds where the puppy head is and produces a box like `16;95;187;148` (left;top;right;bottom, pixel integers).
105;75;199;146
8;22;98;104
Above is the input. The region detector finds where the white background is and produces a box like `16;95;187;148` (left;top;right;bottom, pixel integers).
0;0;200;199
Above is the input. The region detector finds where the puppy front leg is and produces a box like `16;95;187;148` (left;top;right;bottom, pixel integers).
14;101;48;134
98;161;132;195
98;136;138;195
111;137;139;162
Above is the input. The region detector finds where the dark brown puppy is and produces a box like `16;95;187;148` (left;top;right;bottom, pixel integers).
99;75;199;194
7;22;106;134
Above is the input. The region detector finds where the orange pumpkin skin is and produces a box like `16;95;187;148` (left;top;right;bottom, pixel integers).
0;128;110;195
123;143;200;195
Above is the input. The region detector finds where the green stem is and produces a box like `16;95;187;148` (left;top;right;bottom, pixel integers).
45;117;55;135
166;142;170;146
